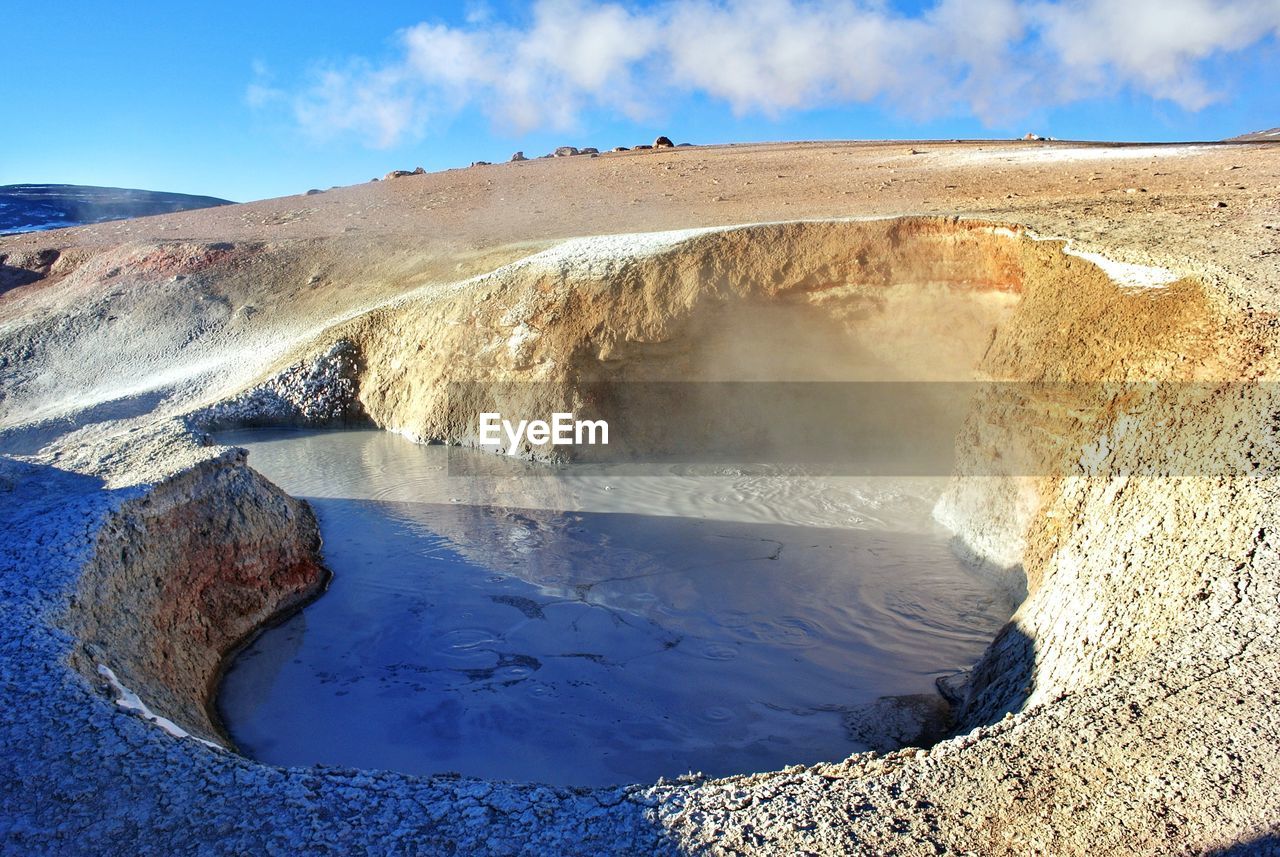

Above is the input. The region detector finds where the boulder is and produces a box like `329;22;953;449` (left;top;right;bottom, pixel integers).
634;144;653;150
653;136;674;148
612;146;630;152
412;166;426;174
580;147;599;155
511;151;527;162
554;146;579;157
469;161;491;167
383;170;414;180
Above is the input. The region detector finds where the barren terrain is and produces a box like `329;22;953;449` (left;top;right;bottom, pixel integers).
2;139;1279;855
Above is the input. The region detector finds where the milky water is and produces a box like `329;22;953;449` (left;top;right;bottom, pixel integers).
216;429;1015;786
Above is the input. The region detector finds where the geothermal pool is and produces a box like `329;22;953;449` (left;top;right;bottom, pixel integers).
215;429;1015;786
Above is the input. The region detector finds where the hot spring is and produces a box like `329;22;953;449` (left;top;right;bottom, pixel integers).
214;428;1016;786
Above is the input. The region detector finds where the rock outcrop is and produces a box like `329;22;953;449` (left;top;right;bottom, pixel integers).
189;339;366;430
65;437;328;744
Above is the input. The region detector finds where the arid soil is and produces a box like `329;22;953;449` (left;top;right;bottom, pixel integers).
2;139;1279;855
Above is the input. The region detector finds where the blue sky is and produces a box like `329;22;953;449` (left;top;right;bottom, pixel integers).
2;1;1277;202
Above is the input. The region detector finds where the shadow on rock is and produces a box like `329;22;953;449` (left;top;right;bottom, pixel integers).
1207;833;1280;856
0;257;49;295
945;615;1038;729
0;390;171;455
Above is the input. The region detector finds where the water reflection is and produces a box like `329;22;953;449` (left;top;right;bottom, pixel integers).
216;429;1014;786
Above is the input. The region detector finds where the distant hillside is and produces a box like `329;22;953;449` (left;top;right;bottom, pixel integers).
1227;127;1280;141
0;184;233;235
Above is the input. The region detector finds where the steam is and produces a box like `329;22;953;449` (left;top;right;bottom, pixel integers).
262;0;1280;146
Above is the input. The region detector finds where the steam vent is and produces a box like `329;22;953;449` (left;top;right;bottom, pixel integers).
3;140;1280;855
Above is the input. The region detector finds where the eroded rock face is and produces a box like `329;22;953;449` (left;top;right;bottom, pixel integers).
65;444;328;743
189;339;366;430
340;218;1027;452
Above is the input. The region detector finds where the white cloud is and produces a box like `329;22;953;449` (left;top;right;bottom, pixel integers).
260;0;1280;147
465;1;495;25
245;83;285;109
1028;0;1280;108
245;60;286;109
294;64;427;147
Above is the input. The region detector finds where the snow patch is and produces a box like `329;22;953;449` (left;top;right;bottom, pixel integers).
538;217;1175;291
520;226;724;270
1060;247;1178;289
951;144;1215;167
97;664;221;749
979;224;1179;289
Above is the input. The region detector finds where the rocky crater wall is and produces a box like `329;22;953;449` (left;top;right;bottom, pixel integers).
64;441;328;744
23;216;1280;853
330;218;1270;742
